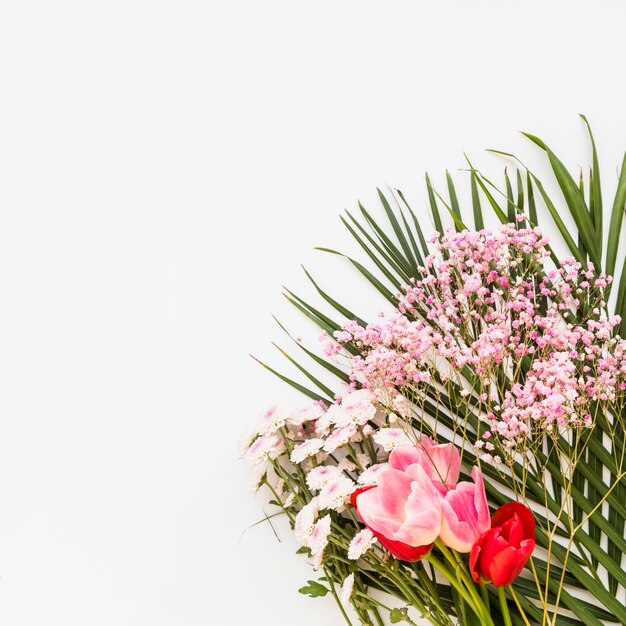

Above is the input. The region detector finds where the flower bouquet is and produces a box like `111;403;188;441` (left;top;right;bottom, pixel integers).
240;117;626;625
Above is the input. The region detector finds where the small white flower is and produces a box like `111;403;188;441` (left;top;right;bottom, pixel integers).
255;405;290;436
237;424;259;457
356;453;371;469
337;458;357;472
373;428;413;451
340;573;355;605
318;476;355;511
323;425;358;453
335;389;377;427
341;388;375;411
357;463;389;486
306;465;342;491
290;438;325;464
294;498;320;547
348;528;376;560
275;479;285;497
244;434;286;465
312;548;325;571
283;492;295;508
249;462;268;492
324;403;347;426
314;411;334;437
309;514;332;556
288;404;325;427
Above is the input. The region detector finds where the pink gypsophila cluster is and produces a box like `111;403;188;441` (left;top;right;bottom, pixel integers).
330;225;626;456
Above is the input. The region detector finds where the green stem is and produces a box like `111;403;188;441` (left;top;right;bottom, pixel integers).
481;584;490;613
435;543;494;626
428;555;477;612
324;566;355;626
498;587;513;626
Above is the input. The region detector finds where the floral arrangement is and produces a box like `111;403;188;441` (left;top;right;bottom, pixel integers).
240;118;626;625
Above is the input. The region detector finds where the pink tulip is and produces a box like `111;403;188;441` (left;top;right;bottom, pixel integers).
439;467;490;553
353;461;442;554
389;438;461;495
351;487;433;561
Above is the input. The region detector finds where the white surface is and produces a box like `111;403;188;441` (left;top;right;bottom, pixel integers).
1;1;626;625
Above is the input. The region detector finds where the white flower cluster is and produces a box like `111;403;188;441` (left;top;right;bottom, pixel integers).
293;498;331;570
240;389;413;570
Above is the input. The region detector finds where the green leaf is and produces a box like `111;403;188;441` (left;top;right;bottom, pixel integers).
445;171;462;231
606;152;626;279
581;114;603;250
359;203;415;279
377;187;417;271
391;189;424;267
315;247;398;306
425;172;444;234
298;580;329;598
396;188;430;257
341;213;406;289
389;608;405;623
250;355;329;403
271;343;336;398
273;316;351;384
527;170;538;224
302;265;367;327
529;173;585;264
523;131;601;269
343;216;406;284
505;168;516;222
470;170;484;230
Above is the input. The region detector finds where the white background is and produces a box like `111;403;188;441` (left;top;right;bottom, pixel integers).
1;1;626;625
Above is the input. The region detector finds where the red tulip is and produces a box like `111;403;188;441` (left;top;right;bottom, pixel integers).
351;486;434;561
469;502;536;586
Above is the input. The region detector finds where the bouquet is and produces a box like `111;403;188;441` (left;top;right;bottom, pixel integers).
240;117;626;625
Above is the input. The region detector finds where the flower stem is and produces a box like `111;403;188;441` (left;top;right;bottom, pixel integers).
435;543;494;626
498;587;513;626
428;555;478;615
480;584;490;613
323;566;355;626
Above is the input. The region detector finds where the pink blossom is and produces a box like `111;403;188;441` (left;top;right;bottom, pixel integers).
439;467;490;552
353;463;442;549
389;439;460;495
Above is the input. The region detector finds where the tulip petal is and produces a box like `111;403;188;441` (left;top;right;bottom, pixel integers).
351;476;434;562
471;468;491;531
421;443;461;490
488;538;536;587
355;486;403;538
469;536;485;583
374;533;433;561
492;501;536;536
476;528;509;579
388;445;423;471
505;514;525;547
469;501;536;586
438;469;490;553
377;468;415;518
